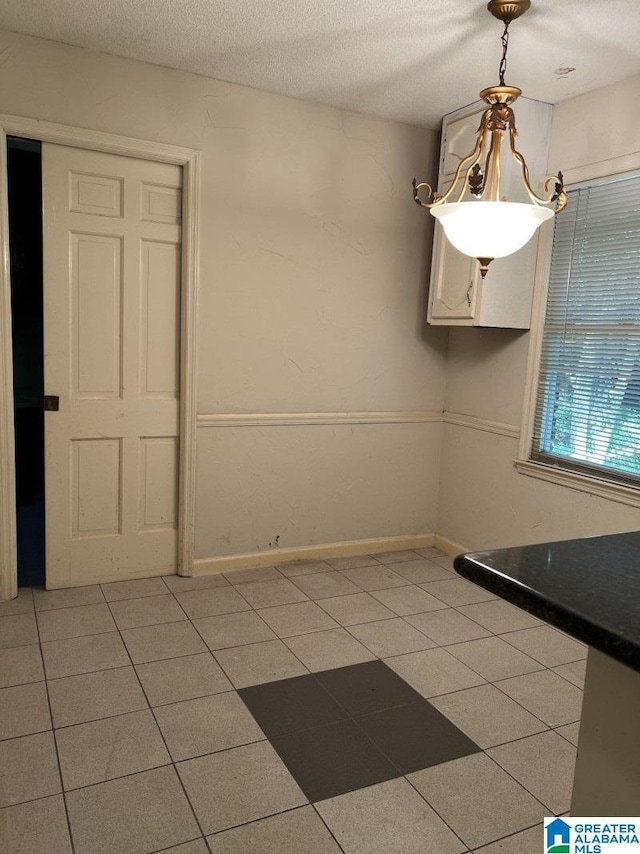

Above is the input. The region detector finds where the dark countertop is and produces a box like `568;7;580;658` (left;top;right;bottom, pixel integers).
454;531;640;674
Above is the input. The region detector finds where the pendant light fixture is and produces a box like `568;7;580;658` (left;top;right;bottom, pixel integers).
413;0;567;279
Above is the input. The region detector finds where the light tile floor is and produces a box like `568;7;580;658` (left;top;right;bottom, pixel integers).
0;549;584;854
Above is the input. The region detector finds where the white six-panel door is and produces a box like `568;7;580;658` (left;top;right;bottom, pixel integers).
42;144;182;588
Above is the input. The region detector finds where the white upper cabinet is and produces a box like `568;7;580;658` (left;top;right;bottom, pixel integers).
427;97;553;328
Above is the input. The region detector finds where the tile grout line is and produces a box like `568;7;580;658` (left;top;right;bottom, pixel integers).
190;600;283;651
107;585;191;632
433;643;547;680
470;818;550;851
442;602;586;665
484;746;560;811
285;567;396;599
487;672;582;731
363;621;586;687
150;835;209;854
235;646;487;820
290;649;553;850
197;801;345;852
401;772;473;851
548;663;588;688
377;645;580;743
340;619;437;659
202;585;416;823
413;631;586;668
8;590;582;736
447;599;546;635
553;722;581;746
11;567;576;847
99;576;176;603
374;653;579;746
143;587;337;846
478;744;571;816
223;566;287;586
22;586;584;730
46;686;232;731
202;586;319;689
32;592;78;854
403;765;548;852
103;594;212;848
335;605;582;759
184;584;353;808
308;802;349;854
309;803;346;854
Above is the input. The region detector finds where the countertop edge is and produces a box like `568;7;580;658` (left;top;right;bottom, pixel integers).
454;553;640;674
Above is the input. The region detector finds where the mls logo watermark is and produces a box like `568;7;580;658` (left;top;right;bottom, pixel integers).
546;818;572;853
544;818;640;853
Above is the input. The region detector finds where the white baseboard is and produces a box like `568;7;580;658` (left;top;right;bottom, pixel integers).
193;533;437;576
433;534;469;557
44;532;469;587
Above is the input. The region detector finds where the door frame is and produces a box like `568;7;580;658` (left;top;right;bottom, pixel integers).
0;114;201;599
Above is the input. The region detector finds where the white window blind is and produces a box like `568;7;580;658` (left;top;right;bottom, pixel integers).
532;172;640;487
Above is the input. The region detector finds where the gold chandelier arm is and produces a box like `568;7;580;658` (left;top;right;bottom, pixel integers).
413;109;491;209
507;127;539;203
455;134;487;202
508;127;568;211
412;178;438;207
482;130;502;202
544;172;569;213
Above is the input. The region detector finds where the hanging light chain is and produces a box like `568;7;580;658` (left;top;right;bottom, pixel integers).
498;19;511;86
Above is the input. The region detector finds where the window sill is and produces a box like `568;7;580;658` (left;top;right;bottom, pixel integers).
514;459;640;509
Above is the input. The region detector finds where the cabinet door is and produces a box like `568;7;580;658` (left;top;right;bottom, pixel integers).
429;227;479;322
429;110;483;323
441;112;482;180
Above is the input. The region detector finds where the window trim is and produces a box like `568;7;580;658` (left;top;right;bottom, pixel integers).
516;156;640;507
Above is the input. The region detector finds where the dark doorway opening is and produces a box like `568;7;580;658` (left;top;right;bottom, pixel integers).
8;136;45;587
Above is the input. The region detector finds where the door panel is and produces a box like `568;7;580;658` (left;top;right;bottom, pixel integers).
72;438;122;538
43;144;182;588
141;183;182;224
138;437;178;530
70;171;124;217
140;240;180;397
72;233;123;398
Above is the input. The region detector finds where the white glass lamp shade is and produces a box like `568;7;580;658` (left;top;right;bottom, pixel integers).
431;201;554;259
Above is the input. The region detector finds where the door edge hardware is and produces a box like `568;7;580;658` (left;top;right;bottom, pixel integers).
44;395;60;411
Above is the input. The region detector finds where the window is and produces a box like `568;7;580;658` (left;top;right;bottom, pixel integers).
531;172;640;488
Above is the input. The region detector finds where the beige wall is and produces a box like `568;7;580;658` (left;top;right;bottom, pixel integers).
7;28;635;566
0;29;446;562
196;422;443;558
437;72;640;551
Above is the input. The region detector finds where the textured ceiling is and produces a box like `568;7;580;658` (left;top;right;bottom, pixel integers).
1;0;639;128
